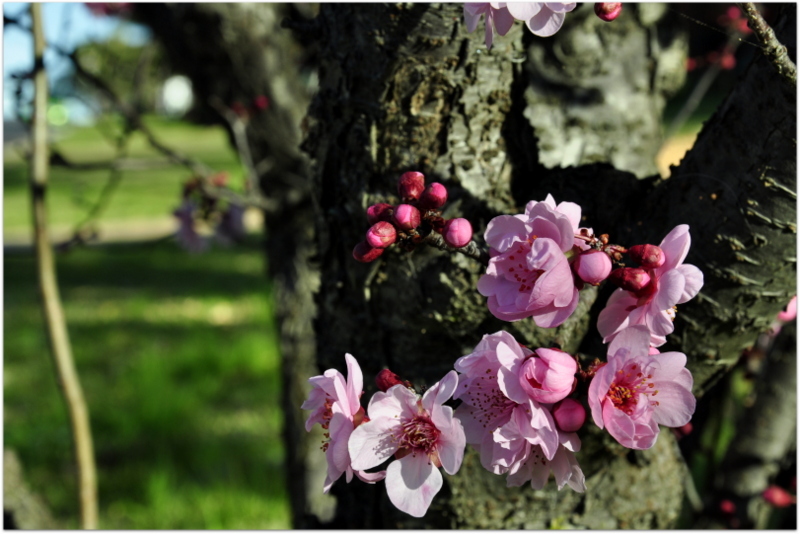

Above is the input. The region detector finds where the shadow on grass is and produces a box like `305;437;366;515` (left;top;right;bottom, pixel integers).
4;240;289;528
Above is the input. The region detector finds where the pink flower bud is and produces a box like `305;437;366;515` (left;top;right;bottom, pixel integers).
366;221;397;249
763;485;795;508
419;182;448;210
673;422;692;439
553;398;586;432
367;203;394;225
353;241;384;263
628;244;666;269
572;250;612;285
719;499;736;514
253;95;270;111
443;218;473;248
376;369;404;392
608;267;651;292
594;2;622;22
777;295;797;322
397;171;425;201
392;204;421;231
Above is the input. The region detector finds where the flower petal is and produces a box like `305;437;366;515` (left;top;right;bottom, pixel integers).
484;215;529;251
348;418;401;471
506;2;542;20
344;353;363;416
659;225;691;272
676;264;704;304
526;8;565;37
607;325;651;363
386;455;443;518
492;5;516;36
653;269;685;311
651;381;696;428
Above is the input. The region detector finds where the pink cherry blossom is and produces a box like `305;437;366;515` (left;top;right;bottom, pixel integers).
464;3;516;49
597;225;704;347
348;371;465;518
587;326;696;450
506;3;577;37
301;354;386;492
478;195;581;327
453;331;560;461
777;295;797;323
479;405;585;492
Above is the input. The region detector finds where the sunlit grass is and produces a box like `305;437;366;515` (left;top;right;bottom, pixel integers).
4;240;290;529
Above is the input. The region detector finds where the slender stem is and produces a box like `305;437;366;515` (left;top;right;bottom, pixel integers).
422;231;489;266
208;97;261;196
30;4;98;528
737;3;796;85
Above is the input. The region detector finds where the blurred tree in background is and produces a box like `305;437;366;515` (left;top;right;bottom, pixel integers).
3;2;796;530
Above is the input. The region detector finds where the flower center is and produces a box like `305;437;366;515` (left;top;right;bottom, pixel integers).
608;363;658;415
397;415;440;454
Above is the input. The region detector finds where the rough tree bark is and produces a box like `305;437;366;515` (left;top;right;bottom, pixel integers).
136;2;796;528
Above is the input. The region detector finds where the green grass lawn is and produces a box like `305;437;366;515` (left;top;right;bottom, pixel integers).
4;240;290;529
4;117;290;529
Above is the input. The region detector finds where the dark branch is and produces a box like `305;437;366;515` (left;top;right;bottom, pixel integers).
738;3;797;85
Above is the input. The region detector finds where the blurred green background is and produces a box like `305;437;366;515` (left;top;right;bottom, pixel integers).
4;117;290;529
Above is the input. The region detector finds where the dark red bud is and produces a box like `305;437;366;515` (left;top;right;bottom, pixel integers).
628;244;665;269
419;182;448;210
367;203;394;225
376;369;404;392
398;171;425;201
594;2;622;22
608;267;651;292
353;241;384;263
253;95;270;111
719;499;736;514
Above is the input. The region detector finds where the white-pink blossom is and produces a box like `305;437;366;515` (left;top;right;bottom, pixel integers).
348;371;465;518
301;354;385;492
598;225;704;347
464;3;516;49
464;3;576;49
587;326;696;450
506;2;577;37
478;195;581;327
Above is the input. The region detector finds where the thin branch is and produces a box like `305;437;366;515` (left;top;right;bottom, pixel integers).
422;231;490;266
737;3;797;85
29;4;98;529
208;96;262;196
63;49;282;213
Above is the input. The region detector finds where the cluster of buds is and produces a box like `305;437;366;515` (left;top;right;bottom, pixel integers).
607;244;665;294
353;171;474;263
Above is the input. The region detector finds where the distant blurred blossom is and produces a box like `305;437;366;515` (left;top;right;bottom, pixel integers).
215;203;247;246
85;3;132;17
173;200;208;254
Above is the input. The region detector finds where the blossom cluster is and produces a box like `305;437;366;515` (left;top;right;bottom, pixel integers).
304;190;702;517
354;172;474;263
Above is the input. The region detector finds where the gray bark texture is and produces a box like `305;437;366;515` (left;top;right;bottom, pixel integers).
135;2;796;529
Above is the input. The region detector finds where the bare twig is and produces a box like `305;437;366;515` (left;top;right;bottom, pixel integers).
29;5;98;528
208;96;261;196
64;50;282;213
737;3;797;85
422;232;490;266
